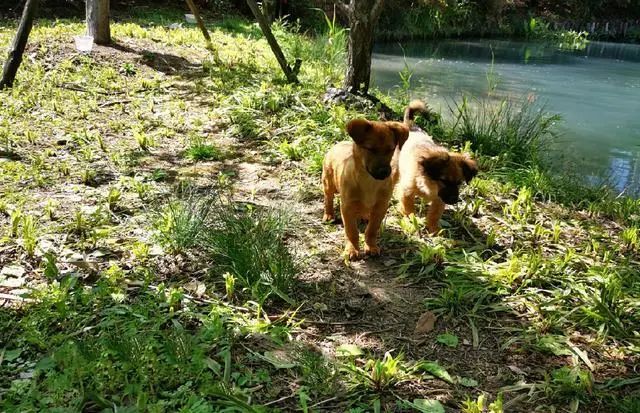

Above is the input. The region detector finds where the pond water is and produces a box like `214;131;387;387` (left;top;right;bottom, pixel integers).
371;39;640;196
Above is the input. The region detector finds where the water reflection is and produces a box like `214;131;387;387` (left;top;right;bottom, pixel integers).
372;39;640;196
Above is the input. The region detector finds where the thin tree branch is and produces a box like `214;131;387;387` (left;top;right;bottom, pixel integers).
185;0;212;45
245;0;299;83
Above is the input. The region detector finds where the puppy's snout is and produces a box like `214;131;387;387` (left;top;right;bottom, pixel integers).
371;165;391;180
439;186;460;205
445;195;460;205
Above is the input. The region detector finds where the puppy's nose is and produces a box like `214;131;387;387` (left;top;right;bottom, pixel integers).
372;166;391;180
439;189;460;205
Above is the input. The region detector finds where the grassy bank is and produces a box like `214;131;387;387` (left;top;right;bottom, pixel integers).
0;8;639;412
377;11;592;50
375;1;637;44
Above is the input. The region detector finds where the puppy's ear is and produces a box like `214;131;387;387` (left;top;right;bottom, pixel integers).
421;151;450;179
461;157;478;183
386;121;410;149
346;119;372;145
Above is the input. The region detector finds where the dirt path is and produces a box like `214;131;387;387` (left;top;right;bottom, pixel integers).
219;150;533;409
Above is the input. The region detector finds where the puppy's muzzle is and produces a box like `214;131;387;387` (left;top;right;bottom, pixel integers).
439;186;460;205
369;165;391;180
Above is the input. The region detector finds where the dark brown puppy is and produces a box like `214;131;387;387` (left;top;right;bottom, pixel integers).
323;119;409;260
395;101;478;234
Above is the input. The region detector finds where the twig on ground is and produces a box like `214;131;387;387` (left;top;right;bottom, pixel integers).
302;319;366;326
59;82;125;95
308;396;338;409
99;99;131;107
263;393;297;407
0;293;34;303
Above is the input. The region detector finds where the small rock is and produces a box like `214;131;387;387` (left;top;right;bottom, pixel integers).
185;281;206;297
1;276;25;288
414;311;437;334
19;371;34;379
313;302;328;311
463;339;471;346
383;259;396;267
1;265;25;278
508;365;527;376
149;245;164;256
36;239;55;256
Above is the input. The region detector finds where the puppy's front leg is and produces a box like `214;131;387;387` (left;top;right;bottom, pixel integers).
364;201;388;256
426;198;445;234
340;202;360;260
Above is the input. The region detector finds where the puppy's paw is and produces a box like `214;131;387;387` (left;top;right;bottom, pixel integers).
344;246;361;261
364;244;380;257
426;225;441;236
322;213;335;223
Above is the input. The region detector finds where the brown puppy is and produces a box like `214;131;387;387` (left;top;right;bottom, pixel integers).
323;119;409;260
395;101;478;234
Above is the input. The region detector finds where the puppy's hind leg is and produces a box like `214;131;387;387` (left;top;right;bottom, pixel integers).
322;170;336;222
398;190;416;217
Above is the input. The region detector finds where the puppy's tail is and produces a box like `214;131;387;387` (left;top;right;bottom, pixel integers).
403;100;428;128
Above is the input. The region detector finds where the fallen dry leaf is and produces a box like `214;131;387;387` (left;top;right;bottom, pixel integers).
414;311;437;335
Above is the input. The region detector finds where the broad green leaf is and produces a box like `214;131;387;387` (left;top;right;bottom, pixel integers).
336;344;363;357
3;348;22;362
416;361;454;383
263;350;296;369
537;335;572;356
413;399;445;413
204;357;221;374
35;356;55;371
436;333;459;348
457;376;478;387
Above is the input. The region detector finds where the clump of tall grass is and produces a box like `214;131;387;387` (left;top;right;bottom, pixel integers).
203;201;297;303
271;9;347;83
154;192;298;302
154;192;214;254
446;96;560;166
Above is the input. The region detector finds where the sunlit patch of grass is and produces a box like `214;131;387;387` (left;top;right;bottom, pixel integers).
0;279;289;412
342;351;408;392
184;140;223;162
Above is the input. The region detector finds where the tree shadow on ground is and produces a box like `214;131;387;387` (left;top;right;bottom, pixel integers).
109;42;203;75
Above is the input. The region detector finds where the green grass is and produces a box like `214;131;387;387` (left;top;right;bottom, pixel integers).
0;7;639;413
184;140;223;161
203;201;298;303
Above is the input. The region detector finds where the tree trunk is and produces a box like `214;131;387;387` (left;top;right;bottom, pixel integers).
185;0;212;44
343;0;385;94
0;0;39;89
86;0;110;45
245;0;300;83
